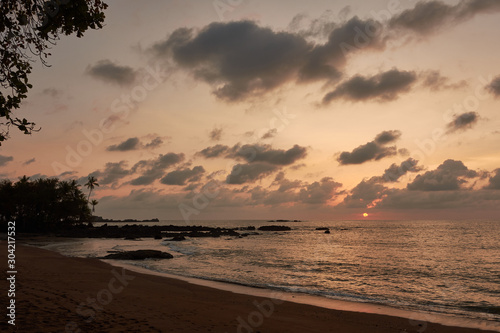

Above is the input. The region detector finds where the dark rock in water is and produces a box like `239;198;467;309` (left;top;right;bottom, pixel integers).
324;229;331;234
241;232;260;237
316;227;329;231
168;235;186;241
267;219;302;222
258;225;291;231
103;250;173;260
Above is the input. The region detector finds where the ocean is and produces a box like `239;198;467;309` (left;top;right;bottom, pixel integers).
37;219;500;329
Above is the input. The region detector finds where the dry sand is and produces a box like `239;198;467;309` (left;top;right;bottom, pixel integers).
1;242;498;333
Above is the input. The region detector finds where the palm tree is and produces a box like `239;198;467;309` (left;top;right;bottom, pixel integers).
90;199;98;213
84;176;99;201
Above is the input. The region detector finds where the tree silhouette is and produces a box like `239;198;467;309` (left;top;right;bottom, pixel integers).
0;0;108;144
90;199;98;213
84;175;99;201
0;176;92;232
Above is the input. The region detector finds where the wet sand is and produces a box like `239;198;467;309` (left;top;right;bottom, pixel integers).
1;242;498;332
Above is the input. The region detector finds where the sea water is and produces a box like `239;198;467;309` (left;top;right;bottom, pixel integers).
37;219;500;326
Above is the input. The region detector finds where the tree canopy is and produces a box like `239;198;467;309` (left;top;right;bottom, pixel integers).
0;176;92;232
0;0;108;144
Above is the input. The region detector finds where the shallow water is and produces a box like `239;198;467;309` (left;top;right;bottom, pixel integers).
38;219;500;326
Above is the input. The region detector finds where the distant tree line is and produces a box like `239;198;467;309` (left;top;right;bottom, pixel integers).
0;176;92;232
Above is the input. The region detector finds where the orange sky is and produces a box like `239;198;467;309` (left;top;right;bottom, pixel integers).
1;0;500;220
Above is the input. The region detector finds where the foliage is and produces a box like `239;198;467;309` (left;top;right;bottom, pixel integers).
0;176;92;232
0;0;108;144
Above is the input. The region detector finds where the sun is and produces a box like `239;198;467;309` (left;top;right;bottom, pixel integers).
363;213;369;218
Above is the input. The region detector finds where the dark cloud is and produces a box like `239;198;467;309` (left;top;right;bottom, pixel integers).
23;158;36;166
407;159;478;191
84;161;131;186
107;136;164;152
380;158;423;182
152;17;386;102
420;71;467;90
261;128;277;139
389;0;500;35
86;59;137;86
0;155;13;167
107;137;140;151
446;112;479;134
298;177;342;204
196;143;307;166
487;75;500;97
230;144;307;165
375;130;402;144
226;162;278;184
323;69;417;104
196;144;231;159
144;137;164;149
342;178;388;208
161;166;205;185
153;21;310;102
209;128;223;141
338;130;401;165
485;169;500;190
299;16;385;83
130;153;185;185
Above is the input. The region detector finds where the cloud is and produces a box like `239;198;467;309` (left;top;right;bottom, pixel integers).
446;112;479;134
84;161;131;186
374;130;402;144
130;153;185;185
226;162;279;184
323;69;417;104
86;59;137;86
407;159;478;191
379;158;423;182
107;136;164;152
389;0;500;36
298;177;342;204
342;178;388;208
261;128;278;139
107;137;141;151
230;144;308;165
41;88;63;98
160;166;205;185
420;71;467;90
487;75;500;97
151;17;387;102
337;130;401;165
0;155;13;167
23;158;36;166
196;144;231;159
209;127;223;141
485;169;500;190
144;137;164;149
196;143;307;165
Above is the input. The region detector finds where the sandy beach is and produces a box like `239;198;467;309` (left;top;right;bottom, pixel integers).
1;242;498;333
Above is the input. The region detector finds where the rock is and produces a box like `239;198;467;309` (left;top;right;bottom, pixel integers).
258;225;291;231
169;235;186;241
315;227;329;231
324;229;330;234
103;250;173;260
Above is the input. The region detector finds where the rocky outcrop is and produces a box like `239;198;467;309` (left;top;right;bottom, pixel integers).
258;225;292;231
102;250;173;260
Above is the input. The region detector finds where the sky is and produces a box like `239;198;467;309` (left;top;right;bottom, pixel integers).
1;0;500;221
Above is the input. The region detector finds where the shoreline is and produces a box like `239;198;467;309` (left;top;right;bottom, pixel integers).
3;242;499;332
